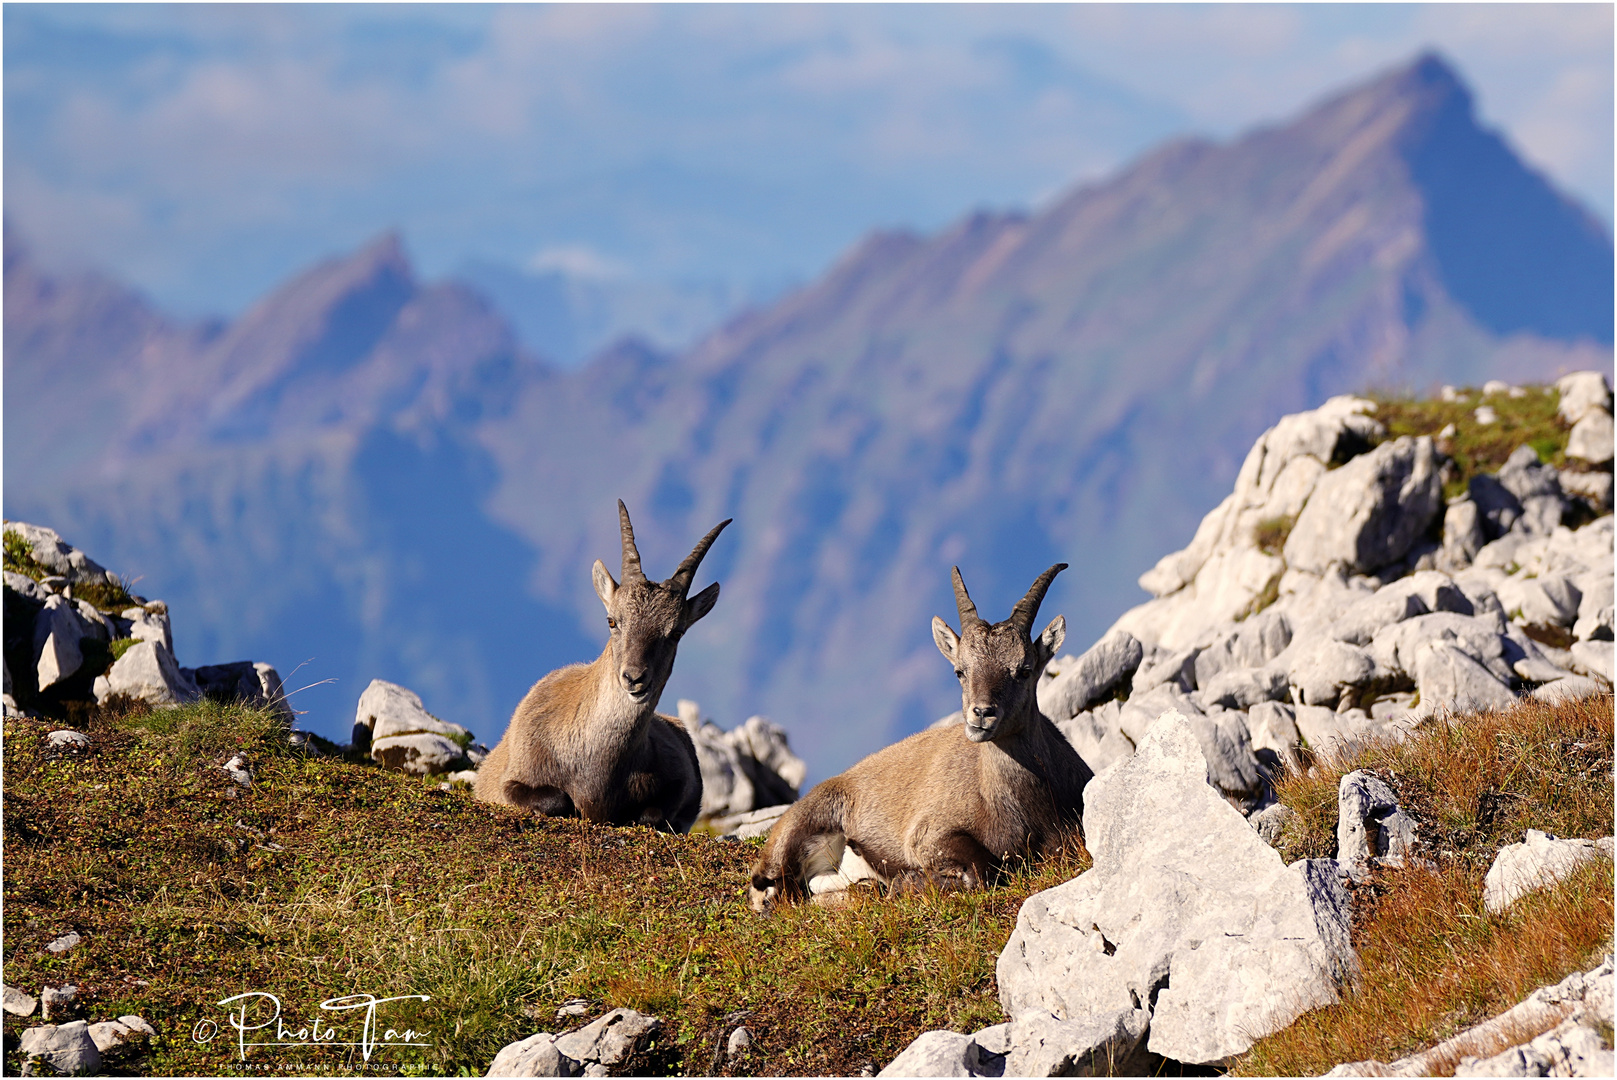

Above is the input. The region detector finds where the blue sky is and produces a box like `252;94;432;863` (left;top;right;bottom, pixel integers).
6;3;1612;325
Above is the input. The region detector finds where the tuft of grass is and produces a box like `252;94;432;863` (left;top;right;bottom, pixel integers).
71;574;143;612
1235;693;1614;1076
3;528;49;580
1367;386;1568;500
1252;514;1296;557
2;698;1089;1078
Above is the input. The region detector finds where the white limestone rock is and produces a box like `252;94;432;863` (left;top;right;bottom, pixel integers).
191;661;294;722
33;595;98;691
997;711;1356;1068
1414;642;1518;715
4;984;38;1016
17;1020;100;1076
712;804;791;840
1556;371;1613;425
1565;410;1614;465
1483;830;1614;915
1038;630;1143;721
878;1030;991;1077
1567;641;1612;683
1293;704;1403;763
682;702;801;819
1246;700;1303;770
119;603;173;653
44;729;91;752
1337;771;1418;881
1196;665;1288;710
1329;589;1428;646
5;570;50;602
1559;469;1614;513
1441;497;1488;568
1529;675;1603;705
1055;705;1135;775
354;679;473;750
1287;638;1378;708
371;733;468;776
486;1031;578;1077
93;639;202;707
87;1016;155;1052
1370;613;1517;685
1193;610;1293;686
3;522;112;584
1283;436;1443;576
553;1008;662;1070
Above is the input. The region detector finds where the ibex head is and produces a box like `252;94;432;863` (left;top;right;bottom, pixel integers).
933;564;1067;743
593;501;731;705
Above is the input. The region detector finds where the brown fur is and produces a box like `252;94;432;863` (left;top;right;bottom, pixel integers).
749;564;1091;909
474;502;728;832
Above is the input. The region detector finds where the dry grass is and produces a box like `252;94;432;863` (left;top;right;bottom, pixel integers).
1;698;1089;1077
1234;694;1614;1076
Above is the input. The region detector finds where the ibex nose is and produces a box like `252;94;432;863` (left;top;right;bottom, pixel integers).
622;668;646;688
972;705;998;720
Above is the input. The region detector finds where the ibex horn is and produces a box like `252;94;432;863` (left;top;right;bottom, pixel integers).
669;518;733;595
618;500;646;582
951;566;984;629
1009;563;1068;634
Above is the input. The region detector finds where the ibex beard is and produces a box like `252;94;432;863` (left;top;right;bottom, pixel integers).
748;563;1092;911
473;500;729;833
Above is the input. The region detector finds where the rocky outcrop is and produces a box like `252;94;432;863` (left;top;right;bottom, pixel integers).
677;699;805;823
1482;830;1616;915
4;522;295;725
1002;712;1354;1071
1036;379;1612;809
1327;955;1614;1077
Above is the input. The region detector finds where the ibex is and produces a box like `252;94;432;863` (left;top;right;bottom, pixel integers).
475;501;729;832
748;564;1091;910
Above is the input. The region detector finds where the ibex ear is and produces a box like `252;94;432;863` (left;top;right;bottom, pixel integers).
932;617;960;664
685;581;720;625
1037;615;1066;665
592;560;618;608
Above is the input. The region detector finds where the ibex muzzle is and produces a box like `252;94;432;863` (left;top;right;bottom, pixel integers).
474;501;729;832
748;562;1090;910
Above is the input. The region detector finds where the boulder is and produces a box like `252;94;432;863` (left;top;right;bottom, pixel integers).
553;1009;662;1069
87;1016;156;1052
33;595;97;691
1336;771;1418;881
1329;590;1427;646
1288;638;1378;708
1495;446;1568;535
1568;641;1612;683
5;570;50;602
487;1009;662;1078
1565;410;1614;465
1193;610;1292;686
1440;498;1487;568
1370;613;1516;685
1293;705;1402;763
1195;665;1287;710
1329;953;1614;1077
1038;630;1143;721
1414;642;1519;715
93;639;201;706
371;733;469;776
1555;371;1613;425
1495;574;1582;629
354;679;473;751
1469;475;1523;540
723;715;807;791
878;1030;1001;1078
681;701;801;820
1529;675;1602;705
1246;701;1303;770
1283;436;1443;575
1559;469;1614;513
996;711;1356;1069
17;1020;100;1076
1483;830;1614;915
1131;647;1198;695
1054;706;1135;776
712;804;791;840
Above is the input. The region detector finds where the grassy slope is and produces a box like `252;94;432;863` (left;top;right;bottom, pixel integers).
5;695;1609;1078
2;698;1088;1077
1233;694;1614;1075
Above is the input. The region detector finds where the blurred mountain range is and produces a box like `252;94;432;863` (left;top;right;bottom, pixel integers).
5;54;1611;779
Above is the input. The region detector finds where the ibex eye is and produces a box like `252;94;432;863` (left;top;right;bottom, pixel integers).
607;618;617;630
1015;665;1030;679
954;669;965;679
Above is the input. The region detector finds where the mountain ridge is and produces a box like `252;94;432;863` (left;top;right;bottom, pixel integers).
5;52;1610;778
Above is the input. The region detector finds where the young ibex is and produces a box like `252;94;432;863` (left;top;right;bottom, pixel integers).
748;563;1091;910
474;501;730;832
